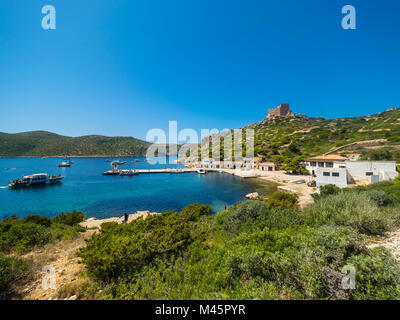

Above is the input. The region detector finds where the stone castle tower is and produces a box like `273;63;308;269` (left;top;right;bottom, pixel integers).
266;103;293;119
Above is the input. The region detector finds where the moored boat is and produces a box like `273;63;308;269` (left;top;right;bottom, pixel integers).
58;161;71;167
197;169;207;174
49;174;64;184
111;160;127;165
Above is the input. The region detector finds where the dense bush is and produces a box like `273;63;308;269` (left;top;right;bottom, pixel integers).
52;210;86;226
304;192;393;235
216;201;269;234
21;215;51;227
1;223;52;252
265;191;299;209
217;200;304;235
0;254;31;299
312;184;341;200
101;226;382;300
78;204;211;281
366;190;390;207
80;185;400;300
0;211;86;253
346;247;400;299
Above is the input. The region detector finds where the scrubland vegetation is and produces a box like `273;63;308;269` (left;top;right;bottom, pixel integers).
77;180;400;300
0;211;86;298
2;179;400;300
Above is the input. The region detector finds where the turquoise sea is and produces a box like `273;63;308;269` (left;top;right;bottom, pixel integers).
0;157;276;219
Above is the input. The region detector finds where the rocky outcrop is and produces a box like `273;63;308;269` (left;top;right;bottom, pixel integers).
245;192;260;200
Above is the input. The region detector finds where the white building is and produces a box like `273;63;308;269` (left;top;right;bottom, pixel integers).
258;161;279;171
304;155;348;176
315;159;398;189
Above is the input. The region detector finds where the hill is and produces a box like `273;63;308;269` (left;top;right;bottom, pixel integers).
201;107;400;166
247;107;400;162
0;131;151;157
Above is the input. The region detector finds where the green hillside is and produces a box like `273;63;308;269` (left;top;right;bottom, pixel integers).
245;107;400;163
0;131;151;157
248;108;399;159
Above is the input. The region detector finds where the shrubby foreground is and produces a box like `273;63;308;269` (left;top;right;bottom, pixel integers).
2;181;400;300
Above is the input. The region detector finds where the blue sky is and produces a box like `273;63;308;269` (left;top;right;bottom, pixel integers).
0;0;399;140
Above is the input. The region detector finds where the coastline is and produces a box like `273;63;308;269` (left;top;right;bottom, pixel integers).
0;155;147;158
79;210;160;229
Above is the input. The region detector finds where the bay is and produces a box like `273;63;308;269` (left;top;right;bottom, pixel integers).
0;157;276;218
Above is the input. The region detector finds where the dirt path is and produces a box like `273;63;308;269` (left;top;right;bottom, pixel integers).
13;211;160;300
368;230;400;261
13;230;95;300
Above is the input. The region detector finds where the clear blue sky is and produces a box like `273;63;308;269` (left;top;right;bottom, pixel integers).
0;0;399;140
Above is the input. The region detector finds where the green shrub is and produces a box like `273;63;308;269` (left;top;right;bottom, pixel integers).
265;191;299;209
52;210;86;226
21;215;51;227
79;204;211;281
50;223;85;241
0;254;31;299
6;223;52;252
346;247;400;299
312;184;341;200
366;190;390;207
216;200;269;234
304;192;393;235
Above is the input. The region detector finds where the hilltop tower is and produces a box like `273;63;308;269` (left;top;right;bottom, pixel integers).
266;103;293;119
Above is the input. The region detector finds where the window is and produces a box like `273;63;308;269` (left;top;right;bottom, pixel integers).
332;172;340;177
325;162;334;168
366;172;373;176
310;162;316;167
323;172;330;176
318;162;325;167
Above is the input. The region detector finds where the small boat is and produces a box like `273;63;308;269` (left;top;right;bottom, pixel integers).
63;146;74;164
111;160;127;165
49;174;64;184
102;170;120;175
58;161;71;167
119;169;138;176
134;159;140;163
197;169;207;174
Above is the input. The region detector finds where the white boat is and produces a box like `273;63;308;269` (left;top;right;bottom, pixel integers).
9;173;64;188
197;169;207;174
49;174;64;184
111;160;127;165
58;161;71;167
119;169;138;176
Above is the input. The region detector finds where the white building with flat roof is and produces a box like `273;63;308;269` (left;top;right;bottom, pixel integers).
304;155;348;176
315;159;398;189
315;168;349;189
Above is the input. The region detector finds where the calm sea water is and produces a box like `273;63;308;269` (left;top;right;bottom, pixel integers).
0;157;276;219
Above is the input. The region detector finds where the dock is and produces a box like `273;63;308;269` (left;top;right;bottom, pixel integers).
136;168;197;174
103;167;260;178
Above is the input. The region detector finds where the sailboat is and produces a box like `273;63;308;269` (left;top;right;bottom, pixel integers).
63;146;74;164
58;146;73;167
